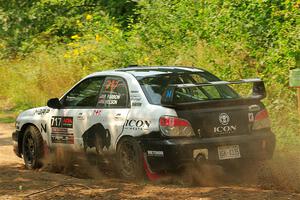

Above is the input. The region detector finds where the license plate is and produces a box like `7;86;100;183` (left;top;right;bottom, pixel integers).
217;145;241;160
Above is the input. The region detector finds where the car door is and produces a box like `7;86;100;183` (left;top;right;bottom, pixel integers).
95;76;130;152
49;76;105;150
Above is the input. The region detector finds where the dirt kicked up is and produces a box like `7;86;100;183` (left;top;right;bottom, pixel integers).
0;123;299;200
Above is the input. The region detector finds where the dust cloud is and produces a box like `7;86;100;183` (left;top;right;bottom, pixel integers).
41;147;106;179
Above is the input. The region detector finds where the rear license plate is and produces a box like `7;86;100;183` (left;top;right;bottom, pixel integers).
217;145;241;160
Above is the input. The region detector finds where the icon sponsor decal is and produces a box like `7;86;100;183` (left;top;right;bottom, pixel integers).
124;119;151;130
214;113;236;135
51;116;74;144
213;126;237;135
219;113;230;125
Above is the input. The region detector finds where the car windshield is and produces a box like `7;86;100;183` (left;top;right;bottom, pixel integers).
138;72;240;105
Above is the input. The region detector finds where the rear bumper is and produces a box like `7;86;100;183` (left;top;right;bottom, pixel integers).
12;131;22;157
140;131;275;172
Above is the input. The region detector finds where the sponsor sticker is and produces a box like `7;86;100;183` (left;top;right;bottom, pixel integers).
51;128;74;144
124;119;151;130
51;116;74;144
131;102;142;107
214;113;236;135
35;108;50;115
94;109;102;116
248;113;254;122
130;94;142;101
219;113;230;125
62;117;73;128
213;125;237;135
98;93;121;105
51;116;73;128
105;79;119;92
147;150;164;157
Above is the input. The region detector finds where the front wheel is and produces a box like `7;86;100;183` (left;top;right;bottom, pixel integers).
22;126;44;169
116;137;145;180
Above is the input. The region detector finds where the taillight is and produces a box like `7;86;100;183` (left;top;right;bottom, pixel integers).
252;109;271;130
159;116;195;137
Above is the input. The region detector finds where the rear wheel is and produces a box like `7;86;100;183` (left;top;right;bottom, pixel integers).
116;137;144;180
22;126;44;169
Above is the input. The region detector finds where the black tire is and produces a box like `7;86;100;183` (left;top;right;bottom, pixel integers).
116;137;145;180
22;126;44;169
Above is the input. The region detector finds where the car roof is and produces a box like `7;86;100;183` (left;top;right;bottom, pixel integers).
87;66;205;79
116;66;204;77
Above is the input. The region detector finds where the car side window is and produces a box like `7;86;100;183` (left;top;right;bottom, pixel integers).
63;77;105;107
97;77;129;108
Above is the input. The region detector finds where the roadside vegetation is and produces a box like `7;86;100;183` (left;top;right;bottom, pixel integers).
0;0;299;149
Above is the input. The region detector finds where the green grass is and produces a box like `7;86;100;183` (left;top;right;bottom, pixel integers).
0;117;15;123
0;111;16;123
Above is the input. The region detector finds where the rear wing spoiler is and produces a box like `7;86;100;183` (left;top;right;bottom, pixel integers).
161;78;266;107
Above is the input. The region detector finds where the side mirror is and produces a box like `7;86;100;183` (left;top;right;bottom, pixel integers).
47;98;62;109
161;86;176;107
252;81;266;99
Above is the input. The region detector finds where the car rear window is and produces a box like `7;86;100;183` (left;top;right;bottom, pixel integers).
138;72;239;105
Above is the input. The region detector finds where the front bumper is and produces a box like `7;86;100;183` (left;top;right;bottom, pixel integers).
140;131;275;172
12;131;22;157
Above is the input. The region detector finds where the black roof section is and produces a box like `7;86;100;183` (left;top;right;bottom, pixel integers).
116;66;205;77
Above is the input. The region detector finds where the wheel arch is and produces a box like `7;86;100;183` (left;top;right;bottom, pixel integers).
82;123;111;149
116;135;136;151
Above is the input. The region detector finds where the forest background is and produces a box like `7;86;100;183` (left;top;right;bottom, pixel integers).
0;0;299;150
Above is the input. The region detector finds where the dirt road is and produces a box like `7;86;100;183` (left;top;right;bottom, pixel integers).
0;123;299;200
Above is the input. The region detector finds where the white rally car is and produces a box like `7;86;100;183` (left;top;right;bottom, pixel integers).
12;66;275;180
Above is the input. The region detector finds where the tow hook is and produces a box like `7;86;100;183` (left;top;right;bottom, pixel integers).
193;149;208;163
195;153;207;163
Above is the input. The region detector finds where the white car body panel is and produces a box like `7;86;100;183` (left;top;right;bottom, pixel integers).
16;70;177;153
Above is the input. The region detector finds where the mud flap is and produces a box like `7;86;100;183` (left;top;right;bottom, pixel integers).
142;153;162;181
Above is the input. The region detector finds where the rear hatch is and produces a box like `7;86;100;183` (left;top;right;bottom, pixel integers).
175;100;258;138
